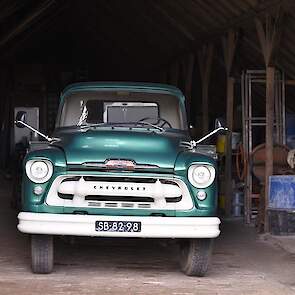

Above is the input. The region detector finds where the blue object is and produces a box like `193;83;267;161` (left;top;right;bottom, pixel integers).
269;176;295;209
286;114;295;148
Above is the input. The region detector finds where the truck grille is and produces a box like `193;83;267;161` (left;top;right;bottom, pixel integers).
46;175;193;210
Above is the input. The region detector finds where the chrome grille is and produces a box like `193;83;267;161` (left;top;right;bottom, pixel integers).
46;175;193;210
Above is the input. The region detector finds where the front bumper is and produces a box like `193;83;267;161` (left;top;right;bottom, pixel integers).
17;212;221;238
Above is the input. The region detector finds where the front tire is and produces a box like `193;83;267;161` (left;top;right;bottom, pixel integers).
179;238;213;276
31;235;54;274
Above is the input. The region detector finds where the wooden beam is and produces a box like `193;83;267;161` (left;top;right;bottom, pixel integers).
255;12;284;232
286;80;295;86
162;0;211;33
0;0;56;48
182;54;195;122
0;3;68;60
264;67;275;231
222;30;238;76
126;0;187;52
255;9;284;66
225;77;235;217
198;44;214;134
157;0;284;72
0;1;27;22
149;0;195;41
222;30;238;217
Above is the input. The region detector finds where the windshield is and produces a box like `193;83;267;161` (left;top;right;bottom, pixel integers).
56;90;187;130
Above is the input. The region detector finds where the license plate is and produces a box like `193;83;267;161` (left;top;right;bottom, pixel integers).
95;221;141;232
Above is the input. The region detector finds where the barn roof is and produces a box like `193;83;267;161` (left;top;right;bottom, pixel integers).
0;1;293;74
1;0;295;115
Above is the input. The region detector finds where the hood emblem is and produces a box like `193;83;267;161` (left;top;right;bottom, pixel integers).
82;159;159;170
105;159;136;170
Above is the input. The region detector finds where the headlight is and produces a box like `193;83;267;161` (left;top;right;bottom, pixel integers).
25;160;53;183
188;164;215;188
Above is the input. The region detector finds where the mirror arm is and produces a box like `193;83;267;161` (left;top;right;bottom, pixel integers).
192;127;228;146
15;120;53;142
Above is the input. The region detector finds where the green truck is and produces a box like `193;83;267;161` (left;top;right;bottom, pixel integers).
15;82;224;276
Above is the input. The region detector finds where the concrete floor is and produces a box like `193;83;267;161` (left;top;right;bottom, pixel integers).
1;178;295;295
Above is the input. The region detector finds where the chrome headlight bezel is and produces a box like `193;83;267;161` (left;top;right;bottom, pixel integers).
188;164;216;188
25;159;53;183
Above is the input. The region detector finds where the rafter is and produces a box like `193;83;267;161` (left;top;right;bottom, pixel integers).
149;0;195;41
0;1;27;22
255;9;284;66
0;0;57;48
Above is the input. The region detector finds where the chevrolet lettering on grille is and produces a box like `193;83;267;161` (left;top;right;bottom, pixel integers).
94;185;146;192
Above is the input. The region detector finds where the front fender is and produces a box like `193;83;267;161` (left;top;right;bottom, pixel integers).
174;150;218;213
24;146;67;169
22;146;67;211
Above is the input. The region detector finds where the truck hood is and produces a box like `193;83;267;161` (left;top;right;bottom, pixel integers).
52;128;189;169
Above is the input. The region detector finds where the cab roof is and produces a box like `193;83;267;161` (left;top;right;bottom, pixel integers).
61;82;185;102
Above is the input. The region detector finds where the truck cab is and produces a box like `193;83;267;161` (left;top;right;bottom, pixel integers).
16;82;221;276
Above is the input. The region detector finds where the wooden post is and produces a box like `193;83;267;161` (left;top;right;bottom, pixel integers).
198;44;214;135
265;66;275;231
183;54;195;122
255;12;283;231
222;30;238;217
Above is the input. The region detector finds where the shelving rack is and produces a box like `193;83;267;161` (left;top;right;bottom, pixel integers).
241;70;285;224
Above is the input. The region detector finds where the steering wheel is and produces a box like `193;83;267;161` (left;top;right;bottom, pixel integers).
136;117;172;129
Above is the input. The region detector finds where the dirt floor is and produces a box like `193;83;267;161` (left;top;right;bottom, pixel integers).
1;178;295;295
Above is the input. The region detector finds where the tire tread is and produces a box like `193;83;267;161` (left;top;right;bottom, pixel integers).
31;235;54;274
180;238;213;277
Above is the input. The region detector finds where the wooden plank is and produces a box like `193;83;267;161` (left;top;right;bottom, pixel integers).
198;44;214;134
255;13;283;232
223;30;238;217
225;77;235;216
286;80;295;86
255;18;268;65
222;30;238;76
264;66;275;232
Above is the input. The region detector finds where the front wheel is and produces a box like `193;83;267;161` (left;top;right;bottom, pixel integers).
31;235;54;274
179;238;213;276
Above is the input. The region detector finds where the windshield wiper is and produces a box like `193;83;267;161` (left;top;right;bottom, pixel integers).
80;122;164;132
80;123;108;129
134;121;164;131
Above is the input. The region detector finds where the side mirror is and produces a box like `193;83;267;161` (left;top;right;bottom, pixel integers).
15;111;27;128
193;121;229;145
14;111;56;142
214;118;225;129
